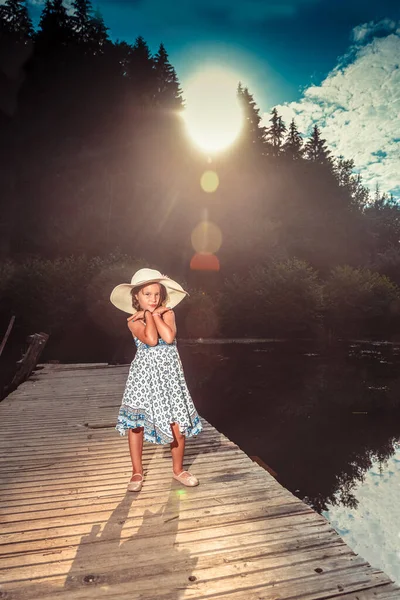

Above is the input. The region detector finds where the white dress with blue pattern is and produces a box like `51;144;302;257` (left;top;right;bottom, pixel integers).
116;336;202;444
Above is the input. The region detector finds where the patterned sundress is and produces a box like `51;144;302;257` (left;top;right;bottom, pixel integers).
116;336;203;444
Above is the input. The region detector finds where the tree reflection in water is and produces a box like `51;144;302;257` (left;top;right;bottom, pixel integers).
181;340;400;513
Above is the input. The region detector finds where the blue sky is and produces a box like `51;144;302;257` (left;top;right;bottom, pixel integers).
95;0;400;106
25;0;400;196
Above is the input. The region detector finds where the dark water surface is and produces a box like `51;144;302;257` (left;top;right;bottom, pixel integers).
180;340;400;512
180;339;400;583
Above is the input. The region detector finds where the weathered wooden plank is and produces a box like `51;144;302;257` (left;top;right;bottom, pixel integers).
1;560;392;600
0;525;340;570
0;511;330;558
337;586;400;599
0;536;357;584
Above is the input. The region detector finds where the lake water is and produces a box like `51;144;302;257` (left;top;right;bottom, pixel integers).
179;339;400;585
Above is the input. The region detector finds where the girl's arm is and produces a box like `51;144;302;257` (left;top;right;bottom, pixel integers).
127;311;158;346
153;309;176;344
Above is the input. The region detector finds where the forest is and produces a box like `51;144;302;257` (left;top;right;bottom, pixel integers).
1;0;400;351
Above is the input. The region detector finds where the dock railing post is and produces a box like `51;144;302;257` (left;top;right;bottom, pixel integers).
9;332;49;391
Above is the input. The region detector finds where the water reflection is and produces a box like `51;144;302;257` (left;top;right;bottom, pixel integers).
180;341;400;514
323;444;400;585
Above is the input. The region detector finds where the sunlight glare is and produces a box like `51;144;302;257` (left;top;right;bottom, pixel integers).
183;67;243;153
200;170;219;193
191;221;223;254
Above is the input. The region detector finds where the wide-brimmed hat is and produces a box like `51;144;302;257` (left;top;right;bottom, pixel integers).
110;268;188;315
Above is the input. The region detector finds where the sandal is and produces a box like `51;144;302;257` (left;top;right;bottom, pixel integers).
127;473;143;492
173;470;199;487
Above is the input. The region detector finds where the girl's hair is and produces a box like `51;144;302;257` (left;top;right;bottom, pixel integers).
130;283;167;311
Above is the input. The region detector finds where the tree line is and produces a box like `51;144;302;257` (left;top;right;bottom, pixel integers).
1;0;400;349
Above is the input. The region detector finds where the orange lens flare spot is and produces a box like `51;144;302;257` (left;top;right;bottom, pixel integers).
190;253;220;271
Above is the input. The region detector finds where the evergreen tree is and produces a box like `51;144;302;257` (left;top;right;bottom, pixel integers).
71;0;91;37
110;41;133;78
304;124;332;165
237;83;267;155
0;0;33;115
0;0;33;39
266;107;286;155
352;173;370;210
71;1;108;52
334;157;369;210
374;183;381;206
335;157;355;188
366;190;400;252
88;10;108;51
36;0;72;52
283;118;303;160
154;43;183;108
129;36;155;102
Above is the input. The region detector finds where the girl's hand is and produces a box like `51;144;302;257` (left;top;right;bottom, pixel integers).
127;310;145;323
153;307;172;317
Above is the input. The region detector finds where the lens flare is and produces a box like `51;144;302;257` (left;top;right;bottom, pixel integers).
200;170;219;193
183;67;243;153
191;221;222;254
190;253;220;272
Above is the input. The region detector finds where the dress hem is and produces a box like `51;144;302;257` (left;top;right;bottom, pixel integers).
115;408;203;445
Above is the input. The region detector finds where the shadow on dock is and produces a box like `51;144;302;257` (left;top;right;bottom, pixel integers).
8;486;197;599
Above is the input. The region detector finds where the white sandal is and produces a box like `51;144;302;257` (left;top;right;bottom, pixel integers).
127;473;143;492
173;470;199;487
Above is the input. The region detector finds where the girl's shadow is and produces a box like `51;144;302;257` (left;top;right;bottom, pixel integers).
8;447;198;600
64;485;197;597
63;440;198;598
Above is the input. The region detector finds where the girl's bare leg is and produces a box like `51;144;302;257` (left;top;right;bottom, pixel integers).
170;422;185;475
128;427;144;481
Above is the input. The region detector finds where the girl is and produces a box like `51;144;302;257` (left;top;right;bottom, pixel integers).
110;268;202;492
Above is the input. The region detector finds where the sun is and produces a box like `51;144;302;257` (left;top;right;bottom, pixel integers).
183;67;244;154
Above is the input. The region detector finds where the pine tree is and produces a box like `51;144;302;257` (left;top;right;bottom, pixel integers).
129;36;155;103
266;107;286;155
366;187;400;252
0;0;33;39
71;0;91;42
36;0;72;52
88;10;108;51
334;157;370;211
154;43;183;108
352;173;369;210
374;183;382;206
237;83;267;155
283;119;303;160
304;124;332;165
71;0;108;52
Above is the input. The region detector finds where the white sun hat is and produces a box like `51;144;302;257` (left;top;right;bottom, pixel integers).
110;268;188;315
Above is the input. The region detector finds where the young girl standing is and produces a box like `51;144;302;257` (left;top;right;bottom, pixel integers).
110;268;202;492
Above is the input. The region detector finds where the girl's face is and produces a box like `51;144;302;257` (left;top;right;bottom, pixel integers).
136;283;162;312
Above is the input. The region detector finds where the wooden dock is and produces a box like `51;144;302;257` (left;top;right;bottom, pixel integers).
0;363;399;600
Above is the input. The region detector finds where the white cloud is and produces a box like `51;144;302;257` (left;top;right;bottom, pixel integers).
272;21;400;197
352;18;399;44
323;445;400;585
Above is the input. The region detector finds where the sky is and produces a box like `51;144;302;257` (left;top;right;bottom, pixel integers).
24;0;400;197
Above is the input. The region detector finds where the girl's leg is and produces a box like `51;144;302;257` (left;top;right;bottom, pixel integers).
128;427;144;481
170;422;185;475
170;422;199;486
